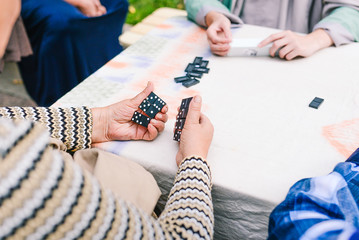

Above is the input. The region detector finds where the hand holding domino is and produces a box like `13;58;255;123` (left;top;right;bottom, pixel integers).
174;96;214;166
132;91;167;128
91;82;168;143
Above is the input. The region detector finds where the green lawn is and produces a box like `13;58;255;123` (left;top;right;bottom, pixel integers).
126;0;184;25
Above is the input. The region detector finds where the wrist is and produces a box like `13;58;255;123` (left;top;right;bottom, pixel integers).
91;107;108;144
205;11;227;26
310;29;334;50
178;155;207;167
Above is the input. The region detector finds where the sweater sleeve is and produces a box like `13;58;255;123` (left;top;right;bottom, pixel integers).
0;118;214;239
314;6;359;46
0;106;92;151
185;0;243;27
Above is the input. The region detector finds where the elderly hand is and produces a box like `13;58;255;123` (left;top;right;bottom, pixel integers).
205;11;232;56
64;0;107;17
91;81;168;144
258;29;334;60
175;96;214;166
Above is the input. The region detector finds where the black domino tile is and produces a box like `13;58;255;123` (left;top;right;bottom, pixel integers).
131;111;151;127
134;92;167;127
193;56;203;65
174;76;190;83
182;79;200;88
139;99;151;112
174;97;193;141
185;64;195;73
313;97;324;103
146;92;159;104
175;118;185;130
173;130;182;142
309;97;324;109
144;105;159;118
199;60;209;68
153;98;166;110
187;71;203;78
192;67;209;74
181;97;192;109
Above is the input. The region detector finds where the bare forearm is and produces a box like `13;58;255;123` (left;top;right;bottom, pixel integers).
0;0;20;58
91;107;108;144
63;0;81;7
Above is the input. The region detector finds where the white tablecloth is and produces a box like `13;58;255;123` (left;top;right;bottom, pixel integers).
55;16;359;239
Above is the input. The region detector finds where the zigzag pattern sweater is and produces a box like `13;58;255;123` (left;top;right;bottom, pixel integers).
0;107;214;239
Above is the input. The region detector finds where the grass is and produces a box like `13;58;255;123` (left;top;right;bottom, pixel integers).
126;0;184;25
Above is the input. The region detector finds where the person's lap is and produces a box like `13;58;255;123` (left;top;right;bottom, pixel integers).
19;0;128;106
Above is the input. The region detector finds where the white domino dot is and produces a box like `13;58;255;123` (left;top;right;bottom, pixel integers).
132;118;134;120
140;122;142;124
151;111;153;113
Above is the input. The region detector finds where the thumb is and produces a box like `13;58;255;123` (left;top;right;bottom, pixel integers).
186;95;202;124
131;81;154;105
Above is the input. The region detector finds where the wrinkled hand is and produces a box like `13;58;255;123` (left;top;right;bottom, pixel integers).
258;29;334;60
91;81;168;143
65;0;107;17
176;96;214;166
205;11;232;56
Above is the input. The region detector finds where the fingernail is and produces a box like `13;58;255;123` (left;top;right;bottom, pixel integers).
151;119;158;124
156;113;162;118
194;95;201;103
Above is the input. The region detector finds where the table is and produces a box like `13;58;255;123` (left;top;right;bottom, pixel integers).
55;16;359;239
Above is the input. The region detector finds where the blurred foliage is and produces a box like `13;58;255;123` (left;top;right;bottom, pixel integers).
126;0;185;25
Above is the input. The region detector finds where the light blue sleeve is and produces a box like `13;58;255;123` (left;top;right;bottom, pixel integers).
185;0;243;27
314;7;359;46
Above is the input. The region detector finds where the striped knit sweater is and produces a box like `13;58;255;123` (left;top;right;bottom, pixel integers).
0;107;214;239
0;107;93;152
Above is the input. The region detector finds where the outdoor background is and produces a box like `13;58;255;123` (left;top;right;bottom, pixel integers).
126;0;184;24
0;0;185;107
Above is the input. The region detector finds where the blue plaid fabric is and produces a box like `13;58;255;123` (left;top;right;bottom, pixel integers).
268;148;359;240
